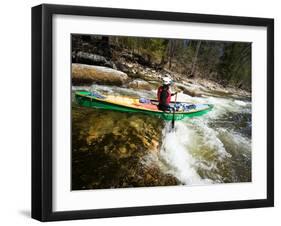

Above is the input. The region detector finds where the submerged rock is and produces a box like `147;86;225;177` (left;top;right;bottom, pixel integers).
72;106;180;190
72;63;128;85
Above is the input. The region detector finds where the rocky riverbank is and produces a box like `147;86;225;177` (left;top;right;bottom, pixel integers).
72;56;251;99
71;36;251;99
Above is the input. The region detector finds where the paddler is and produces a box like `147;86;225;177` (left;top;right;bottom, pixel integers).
157;76;177;112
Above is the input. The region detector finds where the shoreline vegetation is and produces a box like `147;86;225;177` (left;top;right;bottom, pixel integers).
71;35;252;190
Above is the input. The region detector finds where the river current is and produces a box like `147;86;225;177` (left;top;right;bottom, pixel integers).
72;84;251;188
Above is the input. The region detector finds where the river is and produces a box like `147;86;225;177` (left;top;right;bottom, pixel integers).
71;84;251;190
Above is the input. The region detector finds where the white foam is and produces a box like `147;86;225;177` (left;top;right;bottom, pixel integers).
159;122;212;185
191;118;232;159
234;100;247;106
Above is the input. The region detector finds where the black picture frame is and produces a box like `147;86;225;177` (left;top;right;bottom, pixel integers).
32;3;274;222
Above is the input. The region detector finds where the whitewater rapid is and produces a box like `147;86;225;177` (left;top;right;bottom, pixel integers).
73;84;252;185
155;94;252;185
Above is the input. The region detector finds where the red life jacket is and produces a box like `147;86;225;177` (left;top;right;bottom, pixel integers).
157;85;171;105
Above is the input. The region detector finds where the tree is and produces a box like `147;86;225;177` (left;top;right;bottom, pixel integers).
167;40;177;69
190;40;201;77
218;42;251;89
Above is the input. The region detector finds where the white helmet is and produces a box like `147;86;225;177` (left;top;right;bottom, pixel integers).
162;77;172;85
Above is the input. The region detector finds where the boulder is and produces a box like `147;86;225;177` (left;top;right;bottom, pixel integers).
175;83;202;97
73;51;116;69
72;63;128;85
128;79;153;91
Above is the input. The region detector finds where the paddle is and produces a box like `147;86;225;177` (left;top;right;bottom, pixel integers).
171;92;178;130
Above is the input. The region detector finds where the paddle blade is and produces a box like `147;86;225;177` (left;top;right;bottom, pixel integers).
171;93;177;130
171;109;175;129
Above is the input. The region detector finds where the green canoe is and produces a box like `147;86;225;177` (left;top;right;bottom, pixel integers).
75;91;213;121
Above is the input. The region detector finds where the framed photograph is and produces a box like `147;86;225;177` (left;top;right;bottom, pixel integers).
32;4;274;221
